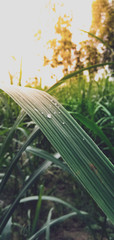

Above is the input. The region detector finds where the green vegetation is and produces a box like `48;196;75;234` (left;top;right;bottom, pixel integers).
51;72;114;162
0;1;114;239
0;62;114;239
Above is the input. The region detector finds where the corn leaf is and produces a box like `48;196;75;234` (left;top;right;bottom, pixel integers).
0;85;114;224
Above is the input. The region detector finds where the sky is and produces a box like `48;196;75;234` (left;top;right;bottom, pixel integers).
0;0;93;87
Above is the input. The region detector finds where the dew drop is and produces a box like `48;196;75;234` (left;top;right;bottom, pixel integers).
51;99;55;104
47;113;52;119
62;122;65;125
58;111;61;114
82;138;85;141
51;99;55;102
41;112;44;115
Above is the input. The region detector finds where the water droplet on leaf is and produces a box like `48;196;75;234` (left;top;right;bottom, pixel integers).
47;113;52;119
51;100;55;104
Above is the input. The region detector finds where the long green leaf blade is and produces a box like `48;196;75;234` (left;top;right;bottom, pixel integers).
80;29;112;50
0;85;114;223
26;146;71;174
20;195;88;217
47;62;114;93
31;185;44;235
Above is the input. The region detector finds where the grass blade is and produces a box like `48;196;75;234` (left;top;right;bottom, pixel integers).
80;29;112;50
47;62;114;93
70;112;114;157
0;109;26;161
0;161;51;233
31;185;44;235
0;126;40;194
18;58;22;86
45;207;53;240
26;146;71;174
28;212;77;240
20;195;88;217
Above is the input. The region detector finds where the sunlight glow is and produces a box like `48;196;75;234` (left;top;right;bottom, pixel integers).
0;0;93;87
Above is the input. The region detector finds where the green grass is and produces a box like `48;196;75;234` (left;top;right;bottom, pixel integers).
53;74;114;162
